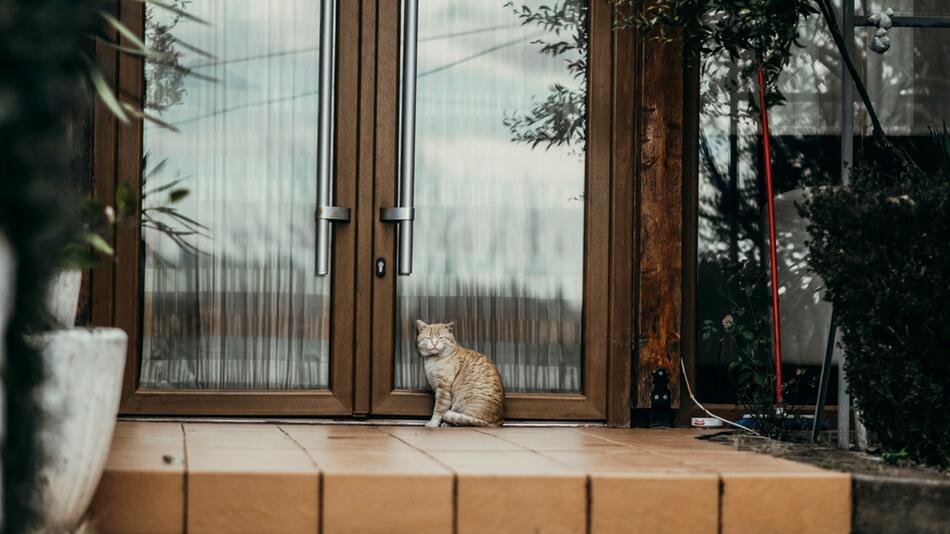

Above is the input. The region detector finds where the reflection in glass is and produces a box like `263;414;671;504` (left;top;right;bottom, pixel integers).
393;0;588;394
697;13;843;403
139;1;330;389
697;3;950;403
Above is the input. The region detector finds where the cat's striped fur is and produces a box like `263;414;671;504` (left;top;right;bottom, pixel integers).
416;320;505;427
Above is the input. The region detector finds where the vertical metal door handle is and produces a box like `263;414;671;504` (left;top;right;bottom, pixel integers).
315;0;350;277
380;0;418;276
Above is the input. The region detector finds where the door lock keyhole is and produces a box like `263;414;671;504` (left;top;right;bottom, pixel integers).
375;257;386;278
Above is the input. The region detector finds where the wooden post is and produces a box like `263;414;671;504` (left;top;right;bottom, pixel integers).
635;30;686;409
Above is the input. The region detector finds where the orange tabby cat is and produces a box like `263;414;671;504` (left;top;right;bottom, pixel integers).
416;320;505;427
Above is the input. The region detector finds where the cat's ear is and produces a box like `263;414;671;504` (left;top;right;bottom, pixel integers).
415;319;427;333
446;321;456;331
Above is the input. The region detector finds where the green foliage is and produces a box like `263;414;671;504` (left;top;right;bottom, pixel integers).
503;0;588;152
90;0;206;129
801;131;950;467
139;152;207;255
615;0;818;104
702;260;813;438
144;0;204;113
59;154;198;269
881;449;911;466
60;0;206;270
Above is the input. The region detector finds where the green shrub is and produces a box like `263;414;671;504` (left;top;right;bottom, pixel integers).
802;136;950;467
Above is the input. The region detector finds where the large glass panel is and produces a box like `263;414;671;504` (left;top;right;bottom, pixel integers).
393;0;588;393
696;10;843;403
858;27;950;143
139;1;330;389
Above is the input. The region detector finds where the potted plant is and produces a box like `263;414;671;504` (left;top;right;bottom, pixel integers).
29;0;203;528
36;163;198;532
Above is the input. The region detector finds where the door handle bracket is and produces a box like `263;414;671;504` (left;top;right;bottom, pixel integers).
317;206;352;222
379;207;414;222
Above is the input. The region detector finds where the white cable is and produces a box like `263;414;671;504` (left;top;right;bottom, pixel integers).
679;356;762;436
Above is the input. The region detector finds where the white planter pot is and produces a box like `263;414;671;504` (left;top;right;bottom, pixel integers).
46;270;82;328
34;328;127;533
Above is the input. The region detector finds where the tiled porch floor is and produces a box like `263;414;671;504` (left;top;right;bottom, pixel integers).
87;422;851;534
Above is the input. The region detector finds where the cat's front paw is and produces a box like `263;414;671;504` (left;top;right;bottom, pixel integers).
425;419;441;428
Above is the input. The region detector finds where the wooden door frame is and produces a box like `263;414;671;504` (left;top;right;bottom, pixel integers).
90;0;689;425
97;0;361;416
363;0;639;423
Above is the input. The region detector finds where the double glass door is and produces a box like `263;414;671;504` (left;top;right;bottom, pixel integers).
120;0;611;419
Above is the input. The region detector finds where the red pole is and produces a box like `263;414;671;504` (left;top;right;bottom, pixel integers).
756;66;784;404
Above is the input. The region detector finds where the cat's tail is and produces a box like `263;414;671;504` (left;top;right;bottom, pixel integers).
443;410;493;427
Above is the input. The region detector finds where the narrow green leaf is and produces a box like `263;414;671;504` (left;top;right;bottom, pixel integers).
101;11;164;60
84;233;115;256
121;102;180;132
87;62;129;123
93;35;152;58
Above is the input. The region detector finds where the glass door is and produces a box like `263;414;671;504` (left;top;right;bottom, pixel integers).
110;0;629;419
115;0;357;414
369;0;611;420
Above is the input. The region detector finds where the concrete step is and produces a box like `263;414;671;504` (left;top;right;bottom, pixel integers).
87;422;851;533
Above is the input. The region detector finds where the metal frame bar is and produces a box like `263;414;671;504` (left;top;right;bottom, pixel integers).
855;15;950;28
834;0;855;450
811;309;837;441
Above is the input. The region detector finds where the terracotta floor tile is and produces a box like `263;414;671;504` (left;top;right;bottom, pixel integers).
544;451;697;473
669;452;828;474
478;427;630;451
111;420;183;441
590;473;719;534
431;450;586;534
188;471;318;534
570;428;695;450
281;424;408;450
314;449;450;475
457;475;586;534
383;426;526;451
184;423;300;449
324;474;453;534
430;450;581;475
88;470;185;534
184;424;319;534
295;433;454;534
721;472;852;534
87;422;185;534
